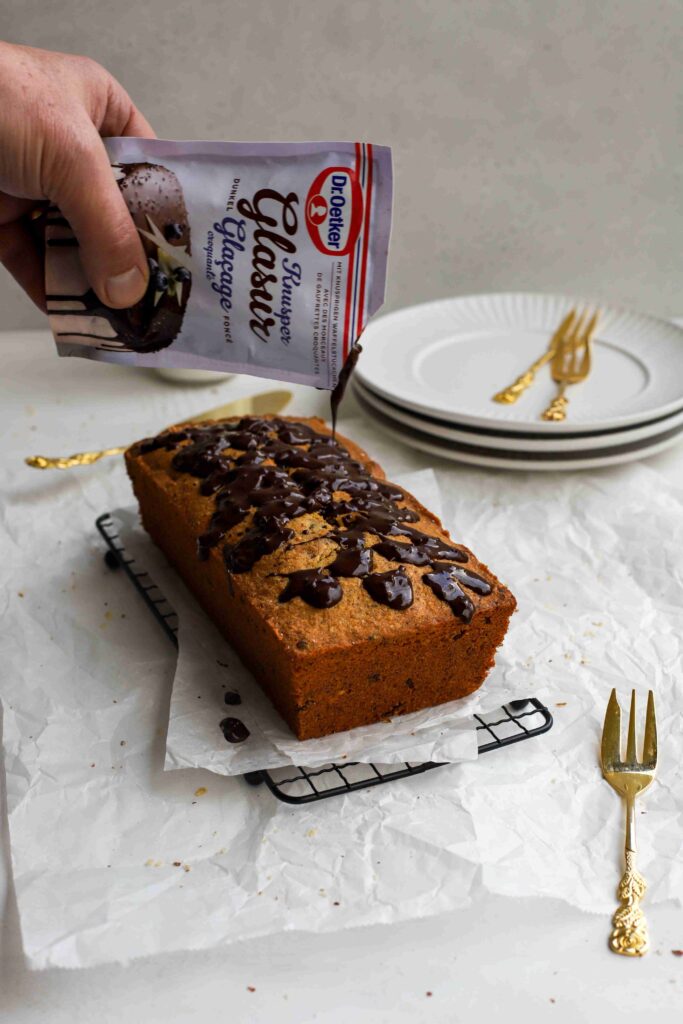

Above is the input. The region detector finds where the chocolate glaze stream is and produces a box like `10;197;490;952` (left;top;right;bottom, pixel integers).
330;343;362;438
134;416;493;620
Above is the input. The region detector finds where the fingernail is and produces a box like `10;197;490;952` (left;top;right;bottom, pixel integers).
105;266;146;308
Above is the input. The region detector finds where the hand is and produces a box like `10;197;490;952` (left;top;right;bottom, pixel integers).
0;42;155;311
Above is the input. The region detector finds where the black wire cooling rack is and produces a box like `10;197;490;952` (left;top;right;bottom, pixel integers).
96;512;553;804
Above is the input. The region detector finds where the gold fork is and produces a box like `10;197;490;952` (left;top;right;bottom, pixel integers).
600;688;657;957
492;309;577;404
540;310;599;421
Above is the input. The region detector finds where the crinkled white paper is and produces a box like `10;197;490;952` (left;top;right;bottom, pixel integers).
2;416;682;971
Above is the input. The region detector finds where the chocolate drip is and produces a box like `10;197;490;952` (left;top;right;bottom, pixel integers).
220;717;250;743
327;547;374;577
373;535;468;565
279;568;343;608
422;563;491;622
133;416;493;619
363;568;413;610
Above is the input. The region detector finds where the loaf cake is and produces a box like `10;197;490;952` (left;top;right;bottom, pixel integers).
126;416;516;739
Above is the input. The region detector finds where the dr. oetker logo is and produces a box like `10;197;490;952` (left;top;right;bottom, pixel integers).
305;167;363;256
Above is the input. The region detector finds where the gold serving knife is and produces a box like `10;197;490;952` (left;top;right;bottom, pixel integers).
25;389;292;470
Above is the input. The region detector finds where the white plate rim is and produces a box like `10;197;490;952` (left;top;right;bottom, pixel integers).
354;386;683;471
354;378;683;453
357;292;683;435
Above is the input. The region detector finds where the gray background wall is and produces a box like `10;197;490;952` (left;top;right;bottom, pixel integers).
2;0;681;329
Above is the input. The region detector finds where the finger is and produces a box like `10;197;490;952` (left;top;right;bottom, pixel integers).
49;122;148;308
119;103;156;139
0;216;46;310
94;68;156;139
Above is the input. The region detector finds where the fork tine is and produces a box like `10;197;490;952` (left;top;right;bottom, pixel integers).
626;689;638;763
552;311;582;374
577;310;599;376
570;310;590;374
642;690;657;767
601;689;622;769
553;309;577;347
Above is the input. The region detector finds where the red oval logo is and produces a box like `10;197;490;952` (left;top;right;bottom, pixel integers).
305;166;363;256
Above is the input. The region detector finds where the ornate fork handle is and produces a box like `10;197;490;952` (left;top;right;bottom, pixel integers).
493;351;555;404
610;796;649;956
541;384;568;422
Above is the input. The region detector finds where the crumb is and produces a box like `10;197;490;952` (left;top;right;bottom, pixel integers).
333;901;340;906
113;699;117;703
120;740;126;746
556;702;567;707
426;991;433;998
173;861;181;867
183;864;190;872
17;591;24;598
247;986;256;993
90;763;95;768
306;828;317;838
550;997;556;1004
194;787;207;797
672;950;683;957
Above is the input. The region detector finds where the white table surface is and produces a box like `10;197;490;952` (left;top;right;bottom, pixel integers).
1;330;681;1023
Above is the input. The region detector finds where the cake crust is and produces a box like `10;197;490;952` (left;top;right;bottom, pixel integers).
126;415;516;739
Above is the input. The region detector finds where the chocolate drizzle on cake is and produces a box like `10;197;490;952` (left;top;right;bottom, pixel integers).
362;568;414;610
279;568;343;608
135;417;493;619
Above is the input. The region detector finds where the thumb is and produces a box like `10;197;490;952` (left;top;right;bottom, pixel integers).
50;123;148;308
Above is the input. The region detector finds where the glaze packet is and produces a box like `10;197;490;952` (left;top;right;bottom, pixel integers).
45;139;393;388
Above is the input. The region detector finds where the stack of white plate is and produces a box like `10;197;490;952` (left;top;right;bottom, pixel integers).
354;293;683;471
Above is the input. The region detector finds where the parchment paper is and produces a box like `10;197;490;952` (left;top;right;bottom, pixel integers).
2;417;682;970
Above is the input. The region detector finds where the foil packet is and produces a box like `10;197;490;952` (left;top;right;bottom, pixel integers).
45;139;393;388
